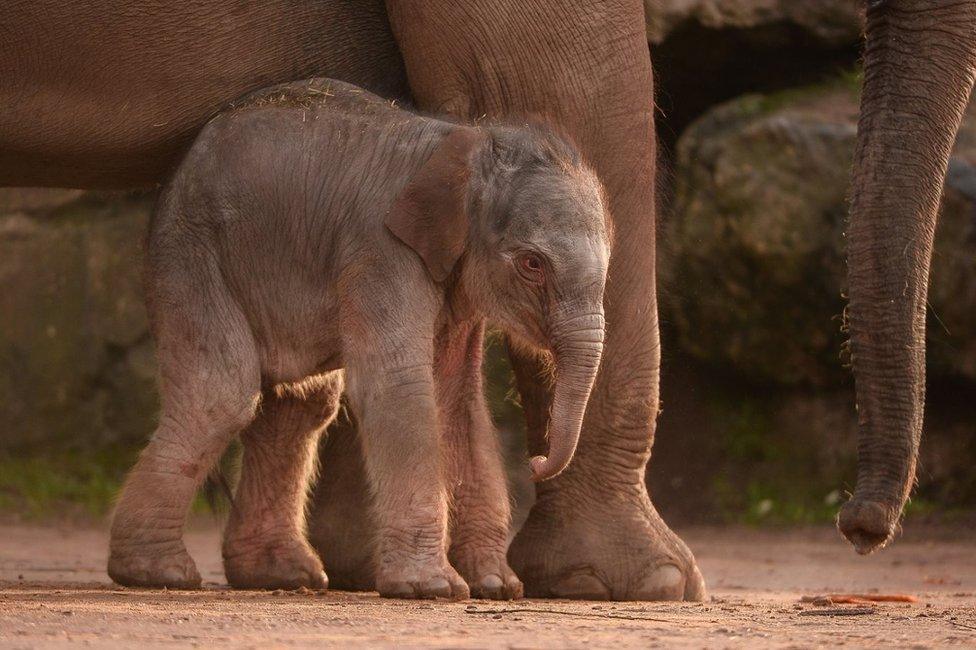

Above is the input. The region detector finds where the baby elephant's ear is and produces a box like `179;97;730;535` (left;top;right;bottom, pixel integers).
385;127;485;282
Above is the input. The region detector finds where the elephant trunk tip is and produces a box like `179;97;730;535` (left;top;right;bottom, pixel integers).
837;498;897;555
529;454;568;482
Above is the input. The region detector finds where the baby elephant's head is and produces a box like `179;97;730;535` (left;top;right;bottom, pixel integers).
387;122;611;482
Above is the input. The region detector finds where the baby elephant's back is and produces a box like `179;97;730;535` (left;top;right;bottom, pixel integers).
150;78;432;372
204;78;405;184
190;78;429;224
229;78;404;130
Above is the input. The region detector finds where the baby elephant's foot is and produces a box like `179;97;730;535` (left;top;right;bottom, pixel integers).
469;569;524;600
223;537;328;590
376;558;470;600
108;544;202;589
453;552;523;600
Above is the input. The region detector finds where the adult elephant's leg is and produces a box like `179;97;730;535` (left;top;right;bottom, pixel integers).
223;373;343;589
386;0;704;600
307;415;377;590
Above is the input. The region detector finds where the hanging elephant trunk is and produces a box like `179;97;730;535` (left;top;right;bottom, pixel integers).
838;0;976;554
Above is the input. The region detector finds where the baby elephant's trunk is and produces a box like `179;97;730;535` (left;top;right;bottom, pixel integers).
530;311;605;481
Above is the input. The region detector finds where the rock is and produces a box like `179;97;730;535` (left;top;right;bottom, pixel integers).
0;188;85;214
0;189;158;453
661;80;976;385
644;0;864;46
651;357;976;523
927;113;976;380
647;2;864;139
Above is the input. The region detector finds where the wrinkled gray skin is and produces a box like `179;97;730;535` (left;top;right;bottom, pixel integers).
838;0;976;554
107;79;610;599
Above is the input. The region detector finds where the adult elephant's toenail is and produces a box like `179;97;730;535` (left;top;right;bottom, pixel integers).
313;570;329;590
633;564;685;601
549;572;611;600
426;577;452;597
684;565;707;601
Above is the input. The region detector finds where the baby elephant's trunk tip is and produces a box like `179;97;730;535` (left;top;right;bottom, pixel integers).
530;453;571;482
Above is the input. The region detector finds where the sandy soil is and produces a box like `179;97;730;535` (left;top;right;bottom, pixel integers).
1;522;974;648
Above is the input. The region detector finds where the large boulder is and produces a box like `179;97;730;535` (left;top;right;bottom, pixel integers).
0;190;157;454
644;0;864;46
662;81;976;385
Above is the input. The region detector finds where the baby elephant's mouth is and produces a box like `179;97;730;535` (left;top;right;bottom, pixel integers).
499;312;549;353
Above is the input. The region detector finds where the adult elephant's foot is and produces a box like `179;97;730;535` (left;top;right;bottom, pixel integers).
306;419;377;591
309;522;374;591
108;543;202;589
508;485;706;601
223;535;328;590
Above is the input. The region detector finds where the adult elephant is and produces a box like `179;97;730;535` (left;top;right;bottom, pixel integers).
838;0;976;554
2;0;702;599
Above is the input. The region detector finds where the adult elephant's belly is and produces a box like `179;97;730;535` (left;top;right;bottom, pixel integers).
0;0;408;189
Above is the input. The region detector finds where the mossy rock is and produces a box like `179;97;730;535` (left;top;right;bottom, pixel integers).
644;0;863;46
0;190;158;455
661;81;976;385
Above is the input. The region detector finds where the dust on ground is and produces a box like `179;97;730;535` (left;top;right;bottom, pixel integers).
2;522;974;648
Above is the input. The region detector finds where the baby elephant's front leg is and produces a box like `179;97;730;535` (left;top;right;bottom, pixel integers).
347;357;469;600
438;322;523;600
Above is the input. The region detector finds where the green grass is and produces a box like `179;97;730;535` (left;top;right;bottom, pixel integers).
712;476;845;525
0;450;134;517
0;447;224;519
704;389;859;526
0;447;964;527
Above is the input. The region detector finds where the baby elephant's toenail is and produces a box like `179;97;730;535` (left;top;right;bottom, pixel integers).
480;574;503;590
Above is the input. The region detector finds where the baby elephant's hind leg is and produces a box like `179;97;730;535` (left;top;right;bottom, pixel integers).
109;289;260;589
223;374;343;590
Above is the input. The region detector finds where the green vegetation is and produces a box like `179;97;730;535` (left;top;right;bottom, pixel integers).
0;445;225;519
703;386;856;525
1;336;970;526
0;449;135;518
482;330;525;435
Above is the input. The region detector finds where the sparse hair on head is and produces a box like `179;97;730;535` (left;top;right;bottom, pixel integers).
471;115;612;245
482;114;585;175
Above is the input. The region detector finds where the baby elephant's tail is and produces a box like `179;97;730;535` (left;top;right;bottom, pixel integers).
202;450;238;514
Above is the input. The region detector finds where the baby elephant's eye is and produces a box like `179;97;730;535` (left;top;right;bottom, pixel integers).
516;252;545;283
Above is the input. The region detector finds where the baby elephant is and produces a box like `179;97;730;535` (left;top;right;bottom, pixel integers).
108;79;610;599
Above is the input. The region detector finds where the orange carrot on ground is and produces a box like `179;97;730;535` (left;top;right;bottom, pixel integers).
800;594;918;604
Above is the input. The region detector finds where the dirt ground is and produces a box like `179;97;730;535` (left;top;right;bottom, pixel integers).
1;522;974;648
